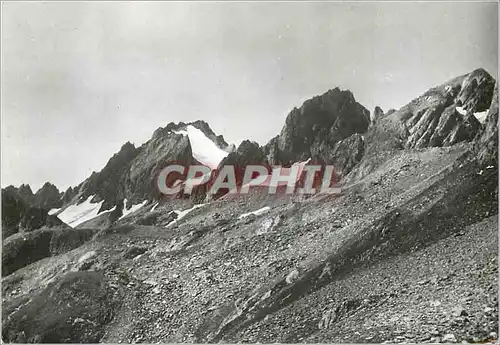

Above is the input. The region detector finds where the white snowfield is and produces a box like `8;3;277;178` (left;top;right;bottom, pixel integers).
165;203;206;227
119;199;148;220
57;195;116;228
174;125;228;169
238;206;271;219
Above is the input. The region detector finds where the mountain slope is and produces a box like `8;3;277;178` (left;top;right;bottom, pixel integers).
1;68;497;344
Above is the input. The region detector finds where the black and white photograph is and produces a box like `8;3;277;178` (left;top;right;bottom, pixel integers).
1;1;498;343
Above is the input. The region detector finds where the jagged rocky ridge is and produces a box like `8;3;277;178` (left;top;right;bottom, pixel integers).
1;67;498;343
2;69;497;232
1;184;66;239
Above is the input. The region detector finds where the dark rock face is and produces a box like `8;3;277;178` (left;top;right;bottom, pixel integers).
405;105;481;149
263;136;286;167
392;68;495;150
34;182;63;209
62;186;78;204
74;120;228;218
218;140;268;172
3;182;64;211
17;206;49;232
265;88;370;168
2;227;95;276
11;68;495;234
18;184;34;204
135;213;159;226
79;141;139;210
1;188;66;239
124;129;195;204
2;271;116;343
348;68;496;183
311;133;365;178
371;106;384;123
476;81;498;165
2;188;28;238
457;68;496;113
206;140;270;200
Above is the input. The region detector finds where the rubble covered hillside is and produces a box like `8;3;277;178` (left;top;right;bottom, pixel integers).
1;68;498;343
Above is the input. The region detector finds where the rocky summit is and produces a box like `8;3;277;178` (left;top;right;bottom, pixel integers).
1;68;498;344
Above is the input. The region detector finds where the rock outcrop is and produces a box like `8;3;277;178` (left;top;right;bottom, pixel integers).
264;88;370;178
17;184;35;204
33;182;63;209
1;187;66;239
218;140;268;171
62;186;78;204
2;271;117;342
311;133;365;178
70;121;229;220
476;81;498;165
1;67;498;344
207;140;270;199
390;68;495;150
78;141;139;210
6;68;495;232
371;106;384;123
352;68;497;182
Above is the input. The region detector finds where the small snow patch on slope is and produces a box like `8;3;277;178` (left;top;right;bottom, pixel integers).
474;110;488;124
166;203;206;227
120;199;148;220
48;207;61;215
456;106;467;116
57;196;116;228
150;202;159;212
239;206;271;219
174;125;228;169
235;158;312;193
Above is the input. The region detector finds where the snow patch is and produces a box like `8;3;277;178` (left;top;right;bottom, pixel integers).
173;129;188;136
165;203;206;227
57;196;116;228
238;206;271;220
48;207;61;215
174;125;228;169
237;158;312;192
78;250;96;264
150;202;159;212
119;199;148;220
473;110;488;124
456;106;467;116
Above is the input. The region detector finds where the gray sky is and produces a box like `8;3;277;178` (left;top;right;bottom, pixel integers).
2;1;497;191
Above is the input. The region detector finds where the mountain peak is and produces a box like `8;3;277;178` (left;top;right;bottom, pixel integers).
267;87;370;166
18;184;34;197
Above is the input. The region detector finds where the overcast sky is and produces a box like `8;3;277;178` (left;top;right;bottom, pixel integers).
2;1;498;191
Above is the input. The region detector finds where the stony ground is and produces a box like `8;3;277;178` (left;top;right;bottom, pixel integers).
2;143;498;343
